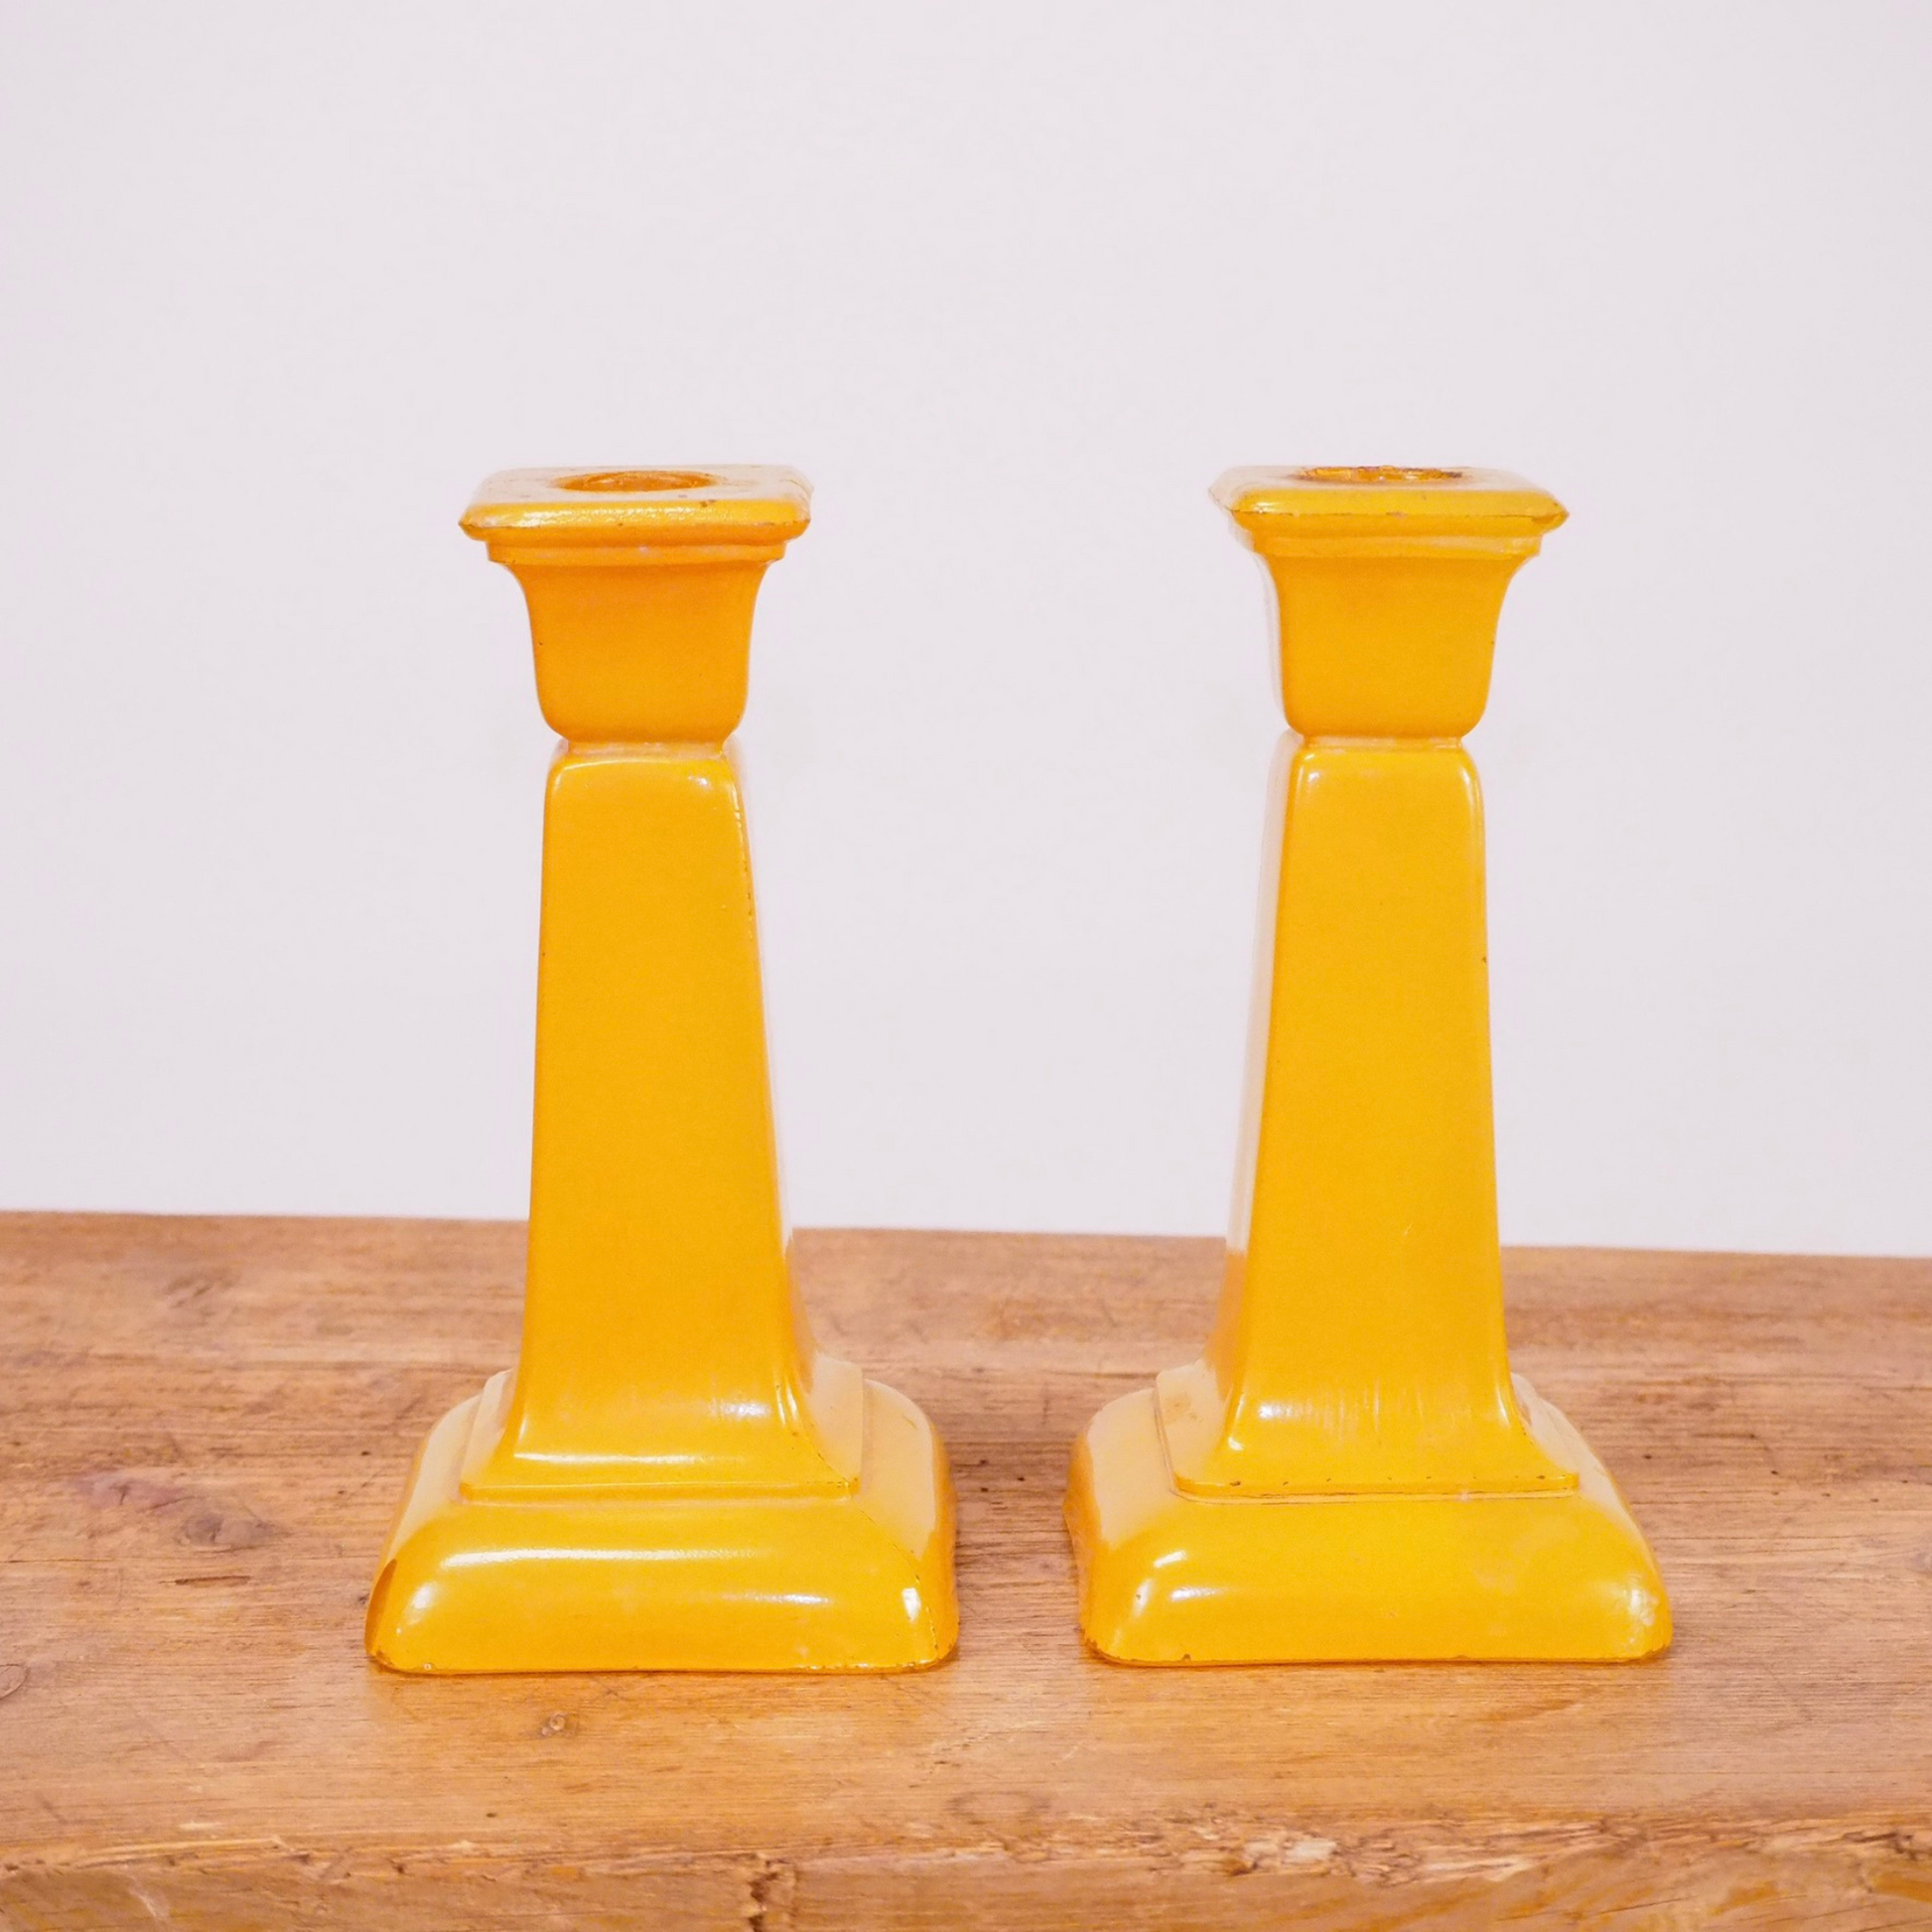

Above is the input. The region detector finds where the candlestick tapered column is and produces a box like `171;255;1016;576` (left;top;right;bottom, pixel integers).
367;467;955;1672
1065;466;1668;1663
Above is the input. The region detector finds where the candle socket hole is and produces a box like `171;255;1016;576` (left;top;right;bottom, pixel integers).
558;469;719;494
1293;466;1468;485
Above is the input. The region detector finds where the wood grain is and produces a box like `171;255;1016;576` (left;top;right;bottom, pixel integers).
1;1214;1929;1927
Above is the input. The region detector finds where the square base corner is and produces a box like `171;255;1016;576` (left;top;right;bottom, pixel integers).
367;1380;956;1673
1065;1384;1669;1664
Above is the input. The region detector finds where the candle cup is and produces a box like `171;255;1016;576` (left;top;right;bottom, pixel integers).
1065;467;1669;1663
366;468;956;1673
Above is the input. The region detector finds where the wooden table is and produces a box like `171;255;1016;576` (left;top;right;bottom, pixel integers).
2;1215;1928;1927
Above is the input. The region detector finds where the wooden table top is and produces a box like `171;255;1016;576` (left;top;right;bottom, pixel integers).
1;1214;1929;1928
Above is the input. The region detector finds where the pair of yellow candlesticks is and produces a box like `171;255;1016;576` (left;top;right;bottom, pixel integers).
364;464;1669;1674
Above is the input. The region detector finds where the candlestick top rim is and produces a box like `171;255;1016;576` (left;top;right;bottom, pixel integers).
1213;466;1566;545
462;466;811;550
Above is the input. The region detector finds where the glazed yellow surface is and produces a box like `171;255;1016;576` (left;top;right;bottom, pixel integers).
367;469;955;1672
1068;467;1667;1662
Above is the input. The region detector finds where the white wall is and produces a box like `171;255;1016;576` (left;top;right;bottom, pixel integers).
1;3;1926;1252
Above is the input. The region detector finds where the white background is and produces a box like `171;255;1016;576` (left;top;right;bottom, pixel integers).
1;3;1926;1252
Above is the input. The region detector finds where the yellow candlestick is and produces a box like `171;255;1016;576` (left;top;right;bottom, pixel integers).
367;468;956;1672
1066;466;1669;1663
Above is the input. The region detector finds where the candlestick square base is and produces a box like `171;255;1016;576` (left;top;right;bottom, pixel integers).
368;1377;956;1674
1066;1381;1669;1664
